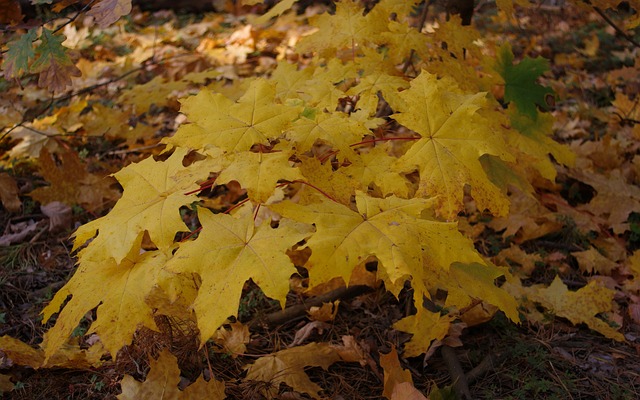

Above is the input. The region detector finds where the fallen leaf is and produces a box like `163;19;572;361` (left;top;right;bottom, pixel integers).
391;382;428;400
87;0;132;28
380;346;413;399
40;201;72;233
215;322;250;357
0;173;21;212
244;342;340;399
118;350;182;400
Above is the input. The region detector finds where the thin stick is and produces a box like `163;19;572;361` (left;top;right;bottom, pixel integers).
592;6;640;49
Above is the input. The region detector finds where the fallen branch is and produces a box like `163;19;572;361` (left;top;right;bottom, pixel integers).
248;284;374;329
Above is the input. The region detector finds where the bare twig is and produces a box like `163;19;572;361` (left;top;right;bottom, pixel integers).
592;6;640;49
248;285;374;329
402;0;430;75
441;345;472;400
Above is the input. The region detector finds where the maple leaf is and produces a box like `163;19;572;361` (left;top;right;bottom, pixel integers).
506;106;575;181
494;43;554;120
30;29;81;92
286;109;371;159
73;147;212;264
42;233;169;359
270;192;486;298
2;28;37;79
296;156;362;206
118;76;187;114
215;322;250;357
119;349;226;400
525;276;624;341
29;147;118;212
164;79;300;152
296;0;372;58
442;262;519;322
0;335;103;369
388;71;514;218
216;150;303;203
87;0;132;28
244;342;340;399
346;71;408;116
345;146;413;198
380;346;414;399
166;205;313;343
393;307;454;357
572;248;618;275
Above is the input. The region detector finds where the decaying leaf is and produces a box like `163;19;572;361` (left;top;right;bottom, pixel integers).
0;173;21;213
215;322;250;357
244;342;340;399
87;0;132;28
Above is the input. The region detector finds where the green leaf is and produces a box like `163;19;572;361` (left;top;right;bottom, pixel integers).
30;28;81;92
2;28;38;79
494;42;554;120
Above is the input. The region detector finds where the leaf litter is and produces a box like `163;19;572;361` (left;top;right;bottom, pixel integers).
1;1;640;399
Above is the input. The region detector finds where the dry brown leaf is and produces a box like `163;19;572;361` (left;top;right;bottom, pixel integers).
29;147;118;212
380;346;413;399
0;173;21;213
214;322;250;357
118;350;181;400
244;342;340;399
391;382;428;400
41;201;72;233
307;301;339;322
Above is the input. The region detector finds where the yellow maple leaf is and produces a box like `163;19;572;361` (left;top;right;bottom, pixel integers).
73;147;211;264
270;192;485;298
346;71;408;116
345;146;412;198
296;0;373;58
442;262;519;322
529;276;624;341
506;105;575;181
297;156;362;206
118;75;186;114
42;233;169;360
393;307;453;358
389;71;514;219
166;205;313;343
286;109;370;159
216;150;303;203
164;79;300;152
119;350;225;400
244;342;340;399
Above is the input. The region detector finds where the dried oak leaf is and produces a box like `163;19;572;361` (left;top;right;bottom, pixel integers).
30;29;81;93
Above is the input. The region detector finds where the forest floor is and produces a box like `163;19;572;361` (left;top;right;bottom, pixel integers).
1;1;640;399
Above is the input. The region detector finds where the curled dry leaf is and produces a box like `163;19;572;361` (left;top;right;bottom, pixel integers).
41;201;72;233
